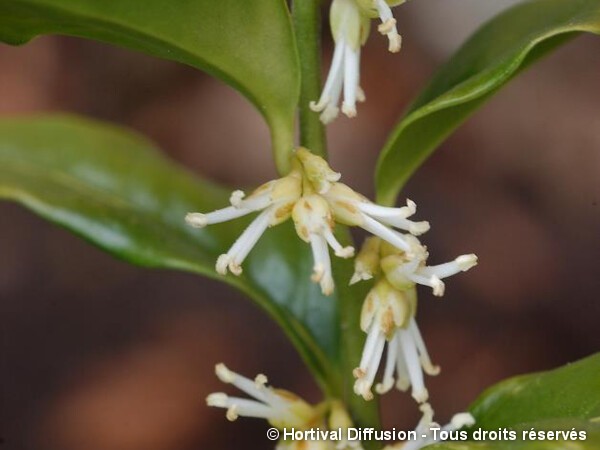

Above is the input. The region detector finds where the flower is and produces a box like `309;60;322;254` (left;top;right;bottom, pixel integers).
352;238;478;402
383;403;476;450
379;236;478;297
310;0;404;123
321;184;430;253
207;364;361;450
206;363;317;428
186;148;428;296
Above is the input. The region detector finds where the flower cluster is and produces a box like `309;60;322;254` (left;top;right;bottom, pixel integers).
311;0;404;123
351;236;477;403
207;363;362;450
198;1;481;447
187;148;429;296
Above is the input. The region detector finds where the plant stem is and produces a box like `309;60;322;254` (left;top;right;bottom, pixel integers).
292;2;381;443
292;0;327;158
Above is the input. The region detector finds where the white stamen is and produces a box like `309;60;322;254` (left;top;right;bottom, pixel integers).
206;392;229;408
408;318;440;376
215;364;273;405
407;273;445;296
186;206;252;228
217;208;273;275
357;200;416;220
341;45;361;118
448;413;476;430
394;340;411;391
375;334;398;394
310;35;346;124
309;233;334;295
398;327;428;403
229;190;245;207
375;0;402;53
364;333;386;389
419;254;478;279
360;214;411;252
324;228;355;258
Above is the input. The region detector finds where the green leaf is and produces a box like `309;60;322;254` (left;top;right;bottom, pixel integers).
375;0;600;205
433;421;600;450
0;114;347;395
470;353;600;429
0;0;299;173
430;355;600;450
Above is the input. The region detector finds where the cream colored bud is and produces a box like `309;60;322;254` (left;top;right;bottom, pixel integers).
295;147;341;194
350;236;382;284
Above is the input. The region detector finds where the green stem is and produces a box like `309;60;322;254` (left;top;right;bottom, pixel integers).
292;2;380;443
292;0;327;158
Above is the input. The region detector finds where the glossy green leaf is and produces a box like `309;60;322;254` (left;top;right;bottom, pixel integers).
430;355;600;450
375;0;600;205
470;353;600;429
0;114;348;395
0;0;299;173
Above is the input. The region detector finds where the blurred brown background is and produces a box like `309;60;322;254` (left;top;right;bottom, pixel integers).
1;1;599;449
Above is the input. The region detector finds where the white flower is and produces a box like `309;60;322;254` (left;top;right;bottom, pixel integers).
206;363;316;429
208;364;361;450
322;183;430;254
351;238;478;402
310;0;367;123
380;238;478;297
293;195;354;295
311;0;404;123
384;403;476;450
187;148;428;295
186;171;302;276
353;280;439;403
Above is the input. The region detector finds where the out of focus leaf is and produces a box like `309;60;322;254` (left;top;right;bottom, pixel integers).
375;0;600;205
0;0;299;172
0;114;347;395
